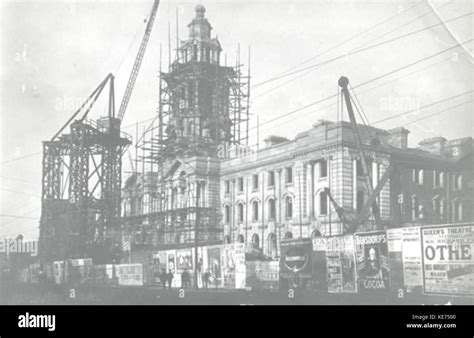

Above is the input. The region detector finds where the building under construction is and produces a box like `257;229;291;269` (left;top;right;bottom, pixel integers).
121;4;250;256
39;75;132;264
122;4;473;261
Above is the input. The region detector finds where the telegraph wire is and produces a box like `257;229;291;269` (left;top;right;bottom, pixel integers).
251;11;473;89
252;1;447;99
371;90;473;126
247;39;473;132
264;1;427;82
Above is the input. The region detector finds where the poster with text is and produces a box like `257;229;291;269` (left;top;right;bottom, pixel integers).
402;227;423;293
116;264;143;286
355;231;390;293
280;238;313;280
326;236;357;293
176;249;193;271
207;245;222;287
387;228;404;293
421;224;474;296
235;243;246;289
311;237;328;291
222;244;236;288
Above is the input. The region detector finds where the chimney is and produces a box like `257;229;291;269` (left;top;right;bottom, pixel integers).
387;127;409;149
418;137;447;155
264;135;289;147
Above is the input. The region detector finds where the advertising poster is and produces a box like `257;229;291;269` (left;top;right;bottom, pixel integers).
70;258;93;284
280;238;313;280
326;236;357;293
166;250;176;273
246;261;279;290
355;231;390;293
152;251;167;285
53;261;65;284
116;264;143;286
176;249;193;270
401;226;423;293
311;237;328;291
222;244;236;288
387;228;404;293
235;243;246;289
207;245;222;287
421;224;474;296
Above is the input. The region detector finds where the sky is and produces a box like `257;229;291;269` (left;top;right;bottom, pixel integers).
1;0;473;239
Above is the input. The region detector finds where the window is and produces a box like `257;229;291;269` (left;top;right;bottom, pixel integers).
224;180;230;194
285;197;293;219
311;230;322;238
453;174;462;190
398;193;404;215
357;159;373;177
251;234;260;248
285;167;293;184
357;190;365;214
238;177;244;192
433;197;444;218
268;171;275;187
413;169;424;185
237;203;244;223
268;199;276;220
224;205;230;224
319;190;328;215
433;171;444;188
320;159;328;178
252;174;259;190
224;235;231;244
252;201;259;221
205;47;210;62
412;196;420;221
356;160;364;177
268;233;277;257
284;232;293;239
237;234;244;243
453;200;462;222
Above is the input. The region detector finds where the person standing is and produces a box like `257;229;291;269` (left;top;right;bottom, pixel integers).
203;269;210;289
160;269;167;290
167;270;174;290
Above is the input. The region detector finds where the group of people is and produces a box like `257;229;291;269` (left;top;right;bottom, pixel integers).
159;270;174;290
159;268;217;290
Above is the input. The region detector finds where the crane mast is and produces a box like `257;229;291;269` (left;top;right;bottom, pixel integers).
117;0;160;123
336;76;384;231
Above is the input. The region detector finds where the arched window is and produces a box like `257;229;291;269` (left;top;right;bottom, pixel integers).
319;190;328;215
237;234;244;243
453;200;463;222
268;233;277;257
252;201;259;222
251;234;260;248
284;232;293;239
268;199;276;220
237;203;244;223
224;235;231;244
285;196;293;219
319;159;327;178
357;190;365;214
412;196;420;221
224;205;230;224
311;230;322;238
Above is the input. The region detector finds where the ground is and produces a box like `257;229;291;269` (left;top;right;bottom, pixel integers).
2;283;473;305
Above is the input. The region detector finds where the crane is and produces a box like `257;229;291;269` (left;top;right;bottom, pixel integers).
117;0;160;123
326;76;393;233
